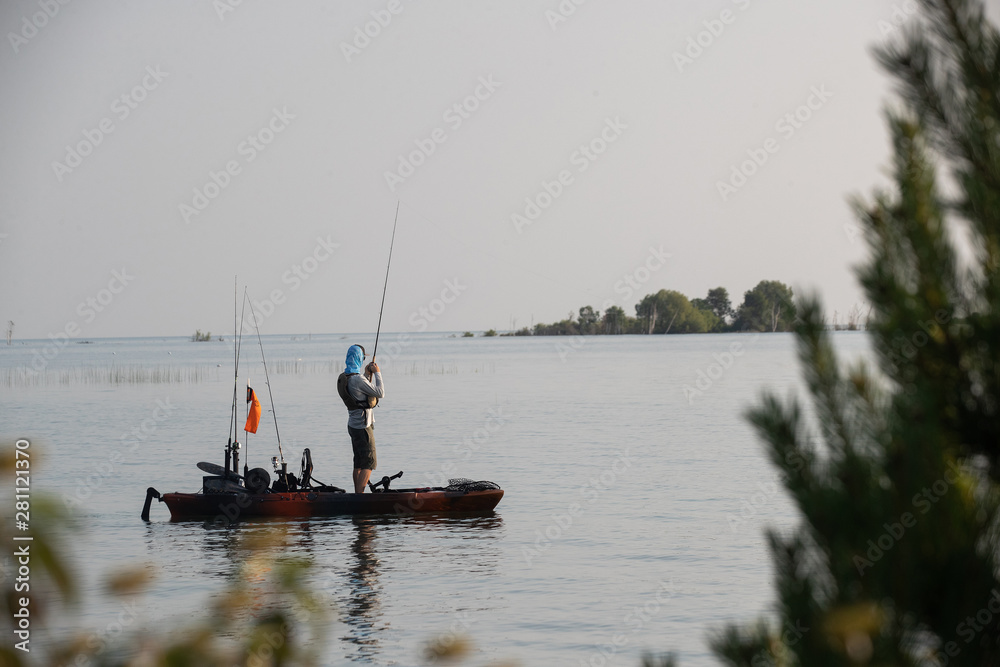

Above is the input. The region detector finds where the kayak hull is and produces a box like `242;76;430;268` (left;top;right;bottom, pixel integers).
161;488;503;522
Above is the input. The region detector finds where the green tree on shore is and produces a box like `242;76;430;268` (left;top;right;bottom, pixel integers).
602;305;628;334
637;290;719;334
711;1;1000;664
693;287;735;331
706;287;734;324
732;280;796;332
528;283;799;336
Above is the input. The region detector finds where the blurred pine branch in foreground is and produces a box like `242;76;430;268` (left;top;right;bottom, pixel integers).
710;0;1000;665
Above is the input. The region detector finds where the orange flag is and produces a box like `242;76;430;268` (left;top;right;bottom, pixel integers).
245;386;261;434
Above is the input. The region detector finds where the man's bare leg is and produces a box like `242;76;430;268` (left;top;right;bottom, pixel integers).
353;468;372;493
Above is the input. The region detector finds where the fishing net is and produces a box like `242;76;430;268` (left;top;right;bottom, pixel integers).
446;478;501;492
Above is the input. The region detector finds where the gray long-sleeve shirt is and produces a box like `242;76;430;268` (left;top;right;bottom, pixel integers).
346;372;384;429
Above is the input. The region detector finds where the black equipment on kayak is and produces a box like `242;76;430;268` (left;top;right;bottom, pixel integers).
272;472;299;492
197;461;241;480
446;478;502;492
245;467;271;494
368;470;403;493
300;448;313;488
141;487;162;521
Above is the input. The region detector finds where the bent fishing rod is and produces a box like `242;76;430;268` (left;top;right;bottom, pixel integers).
372;200;400;363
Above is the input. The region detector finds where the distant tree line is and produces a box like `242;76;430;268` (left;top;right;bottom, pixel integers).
515;281;802;335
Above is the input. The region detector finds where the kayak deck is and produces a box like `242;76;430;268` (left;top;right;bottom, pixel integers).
161;487;503;521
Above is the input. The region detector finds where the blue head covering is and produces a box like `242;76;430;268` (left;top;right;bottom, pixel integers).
345;345;365;374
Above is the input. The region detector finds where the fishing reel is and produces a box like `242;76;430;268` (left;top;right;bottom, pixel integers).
269;456;299;492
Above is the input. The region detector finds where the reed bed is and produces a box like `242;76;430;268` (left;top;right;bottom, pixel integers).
401;362;458;375
266;359;494;376
2;359;496;388
1;364;222;388
268;360;338;375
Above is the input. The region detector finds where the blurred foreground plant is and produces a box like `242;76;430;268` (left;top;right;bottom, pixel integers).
1;443;330;667
710;0;1000;665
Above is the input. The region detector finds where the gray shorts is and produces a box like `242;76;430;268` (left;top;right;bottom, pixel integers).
348;425;376;470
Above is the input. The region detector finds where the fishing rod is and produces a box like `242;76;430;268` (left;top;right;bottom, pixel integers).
236;288;247;475
246;295;286;475
228;282;247;437
372;200;400;362
226;280;247;477
228;278;238;445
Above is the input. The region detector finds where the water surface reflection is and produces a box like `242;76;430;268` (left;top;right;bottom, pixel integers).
143;512;504;664
337;513;503;663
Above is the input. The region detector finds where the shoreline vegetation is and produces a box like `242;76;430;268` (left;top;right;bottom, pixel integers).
487;281;869;337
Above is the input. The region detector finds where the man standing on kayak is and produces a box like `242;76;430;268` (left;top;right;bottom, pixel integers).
338;344;385;493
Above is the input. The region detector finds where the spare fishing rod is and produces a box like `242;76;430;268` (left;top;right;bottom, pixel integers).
372;200;400;363
229;277;238;444
245;294;287;485
226;281;247;478
236;288;247;475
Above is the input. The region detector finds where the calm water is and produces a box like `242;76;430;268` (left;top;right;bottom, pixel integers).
1;331;872;665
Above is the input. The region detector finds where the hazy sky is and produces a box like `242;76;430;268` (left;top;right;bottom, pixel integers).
0;0;973;338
